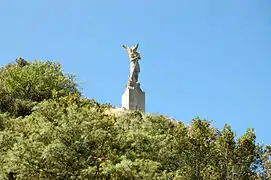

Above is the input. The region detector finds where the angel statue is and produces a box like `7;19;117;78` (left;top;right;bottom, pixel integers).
122;43;141;87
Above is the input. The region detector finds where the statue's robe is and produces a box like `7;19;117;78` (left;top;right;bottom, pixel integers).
130;59;140;82
129;50;141;83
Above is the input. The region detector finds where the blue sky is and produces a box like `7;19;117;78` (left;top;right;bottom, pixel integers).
0;1;270;144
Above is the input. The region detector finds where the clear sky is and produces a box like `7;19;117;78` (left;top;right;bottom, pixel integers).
0;1;270;144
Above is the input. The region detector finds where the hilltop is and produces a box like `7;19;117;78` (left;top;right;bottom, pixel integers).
0;59;270;179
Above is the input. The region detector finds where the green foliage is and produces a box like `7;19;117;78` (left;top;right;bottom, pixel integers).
0;60;79;117
0;59;269;179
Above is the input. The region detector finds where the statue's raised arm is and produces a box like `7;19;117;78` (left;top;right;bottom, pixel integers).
122;44;128;50
133;43;139;51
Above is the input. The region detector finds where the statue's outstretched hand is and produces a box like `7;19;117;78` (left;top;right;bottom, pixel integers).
122;45;128;50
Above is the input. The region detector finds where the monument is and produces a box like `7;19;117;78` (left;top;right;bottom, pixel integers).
121;43;145;112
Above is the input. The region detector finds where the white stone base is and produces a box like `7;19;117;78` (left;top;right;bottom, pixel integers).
122;83;145;112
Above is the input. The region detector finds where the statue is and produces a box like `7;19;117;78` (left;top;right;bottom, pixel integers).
121;43;145;112
122;43;141;88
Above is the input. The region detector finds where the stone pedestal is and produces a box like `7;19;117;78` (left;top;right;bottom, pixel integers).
122;83;145;112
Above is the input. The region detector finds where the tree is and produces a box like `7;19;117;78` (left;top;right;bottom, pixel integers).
0;59;79;117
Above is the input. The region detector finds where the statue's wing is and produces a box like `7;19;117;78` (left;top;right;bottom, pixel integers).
122;45;128;50
134;43;139;50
